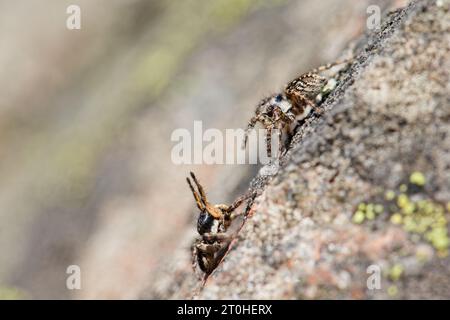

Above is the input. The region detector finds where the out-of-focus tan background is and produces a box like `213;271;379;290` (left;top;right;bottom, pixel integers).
0;0;403;299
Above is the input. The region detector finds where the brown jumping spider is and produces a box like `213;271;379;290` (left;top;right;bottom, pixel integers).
186;171;249;275
243;58;353;157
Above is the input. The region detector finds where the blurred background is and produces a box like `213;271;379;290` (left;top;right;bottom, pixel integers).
0;0;405;299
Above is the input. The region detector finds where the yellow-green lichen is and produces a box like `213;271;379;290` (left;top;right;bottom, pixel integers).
353;201;384;223
389;264;404;281
390;213;403;225
353;172;450;257
366;210;375;220
383;177;449;255
385;190;396;201
374;204;384;214
410;171;426;186
397;194;409;209
387;285;398;297
352;210;365;224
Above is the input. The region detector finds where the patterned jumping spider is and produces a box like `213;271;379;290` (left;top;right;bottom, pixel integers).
186;172;249;274
243;58;353;157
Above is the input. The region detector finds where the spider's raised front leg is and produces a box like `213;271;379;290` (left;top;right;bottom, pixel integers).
187;171;223;220
186;177;205;212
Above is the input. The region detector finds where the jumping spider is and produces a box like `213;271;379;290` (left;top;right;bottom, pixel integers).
243;58;353;158
186;172;249;275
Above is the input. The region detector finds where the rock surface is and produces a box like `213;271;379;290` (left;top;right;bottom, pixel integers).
144;0;450;299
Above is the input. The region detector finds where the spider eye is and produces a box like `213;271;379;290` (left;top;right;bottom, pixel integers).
275;94;283;102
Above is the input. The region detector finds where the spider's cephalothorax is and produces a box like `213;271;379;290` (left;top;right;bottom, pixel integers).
243;58;353;158
186;171;249;275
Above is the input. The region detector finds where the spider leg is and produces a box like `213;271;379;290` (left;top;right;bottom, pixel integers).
191;241;199;273
276;121;284;158
226;192;252;214
270;110;284;158
202;232;231;242
190;172;222;219
186;177;204;211
213;193;251;231
265;124;274;159
189;172;207;204
310;57;353;74
243;114;261;148
285;110;296;122
291;91;323;114
229;211;244;223
214;204;232;231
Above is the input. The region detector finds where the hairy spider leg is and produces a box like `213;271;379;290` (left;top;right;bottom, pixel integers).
189;172;223;220
186;177;204;211
309;57;353;74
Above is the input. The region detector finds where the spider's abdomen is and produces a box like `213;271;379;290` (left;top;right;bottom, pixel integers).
286;74;327;97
